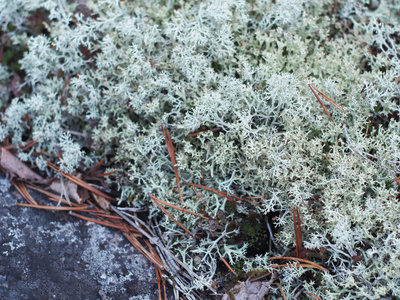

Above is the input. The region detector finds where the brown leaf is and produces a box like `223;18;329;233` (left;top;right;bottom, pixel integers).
77;187;90;203
92;193;111;211
50;179;82;203
1;147;45;183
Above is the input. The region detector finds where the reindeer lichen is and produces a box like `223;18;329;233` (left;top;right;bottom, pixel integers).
1;0;400;298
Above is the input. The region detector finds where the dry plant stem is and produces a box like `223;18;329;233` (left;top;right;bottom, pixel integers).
270;263;321;270
111;206;218;295
152;242;202;300
61;128;83;137
161;125;184;206
294;287;305;299
266;219;279;249
117;207;148;212
59;175;71;206
343;123;397;175
118;210;154;234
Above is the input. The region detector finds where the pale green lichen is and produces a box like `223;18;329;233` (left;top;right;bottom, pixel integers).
1;0;400;298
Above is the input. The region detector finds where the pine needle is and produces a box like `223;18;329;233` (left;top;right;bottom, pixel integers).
293;207;302;258
308;84;333;121
154;196;210;220
269;257;328;272
151;195;196;237
308;83;346;121
161;125;184;206
46;160;115;201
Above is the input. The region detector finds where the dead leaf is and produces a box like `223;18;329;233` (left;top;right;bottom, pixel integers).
78;187;90;203
221;281;271;300
1;147;45;183
50;179;82;204
92;193;111;211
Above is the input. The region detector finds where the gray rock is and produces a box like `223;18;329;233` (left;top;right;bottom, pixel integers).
0;174;172;299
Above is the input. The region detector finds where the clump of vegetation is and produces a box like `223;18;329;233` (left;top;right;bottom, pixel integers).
1;0;400;298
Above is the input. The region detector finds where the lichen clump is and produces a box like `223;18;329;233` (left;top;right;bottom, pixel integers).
1;0;400;298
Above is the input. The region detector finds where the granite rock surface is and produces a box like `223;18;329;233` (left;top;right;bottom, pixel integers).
0;174;172;299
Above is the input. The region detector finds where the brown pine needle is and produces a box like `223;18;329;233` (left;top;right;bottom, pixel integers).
269;257;328;272
92;212;123;220
305;292;323;300
154;196;210;220
12;181;38;205
26;184;83;207
162;274;167;300
183;183;240;205
186;127;221;137
155;265;162;300
270;263;321;270
219;254;237;277
274;283;287;300
21;140;38;152
192;186;218;220
184;182;260;206
151;195;196;237
4;139;37;151
161;125;184;206
123;232;166;269
87;170;119;177
16;203;90;211
87;158;105;175
249;271;272;282
46;160;115;201
395;175;400;185
310;84;346;114
70;212;137;232
293;207;302;258
308;84;333;121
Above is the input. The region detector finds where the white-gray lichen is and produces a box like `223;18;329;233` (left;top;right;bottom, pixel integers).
1;0;400;298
